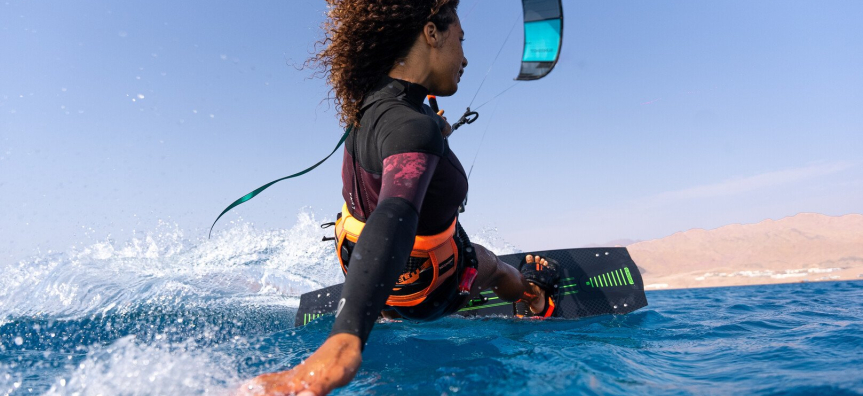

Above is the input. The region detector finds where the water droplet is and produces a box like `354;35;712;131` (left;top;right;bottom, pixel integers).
13;337;23;346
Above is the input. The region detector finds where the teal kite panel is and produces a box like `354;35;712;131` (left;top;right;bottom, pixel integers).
522;19;561;63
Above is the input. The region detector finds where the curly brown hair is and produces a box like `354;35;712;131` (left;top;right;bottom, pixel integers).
308;0;461;127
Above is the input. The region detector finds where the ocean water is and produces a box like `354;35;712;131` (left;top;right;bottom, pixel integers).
2;212;862;395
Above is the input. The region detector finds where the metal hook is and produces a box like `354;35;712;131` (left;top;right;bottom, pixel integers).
452;107;479;131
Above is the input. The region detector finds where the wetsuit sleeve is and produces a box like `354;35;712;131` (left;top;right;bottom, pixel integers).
330;118;442;346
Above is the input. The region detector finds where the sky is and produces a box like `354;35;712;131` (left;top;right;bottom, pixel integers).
2;0;862;262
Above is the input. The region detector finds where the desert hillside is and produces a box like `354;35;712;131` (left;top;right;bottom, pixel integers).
627;213;863;290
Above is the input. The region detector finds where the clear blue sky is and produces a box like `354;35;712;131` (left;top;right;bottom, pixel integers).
2;0;861;262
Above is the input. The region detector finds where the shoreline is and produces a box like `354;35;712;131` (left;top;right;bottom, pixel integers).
642;277;863;292
642;268;863;291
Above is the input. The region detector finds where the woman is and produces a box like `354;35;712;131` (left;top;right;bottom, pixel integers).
243;1;559;395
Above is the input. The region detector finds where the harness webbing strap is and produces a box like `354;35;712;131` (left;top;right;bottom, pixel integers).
208;126;352;238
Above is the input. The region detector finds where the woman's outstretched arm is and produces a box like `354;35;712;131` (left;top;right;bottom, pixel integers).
240;151;440;396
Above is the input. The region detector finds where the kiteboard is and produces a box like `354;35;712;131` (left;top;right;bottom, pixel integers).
295;247;647;326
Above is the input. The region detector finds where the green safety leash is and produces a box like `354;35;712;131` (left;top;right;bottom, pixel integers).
208;126;352;238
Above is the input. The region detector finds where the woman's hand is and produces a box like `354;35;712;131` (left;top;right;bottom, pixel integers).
437;110;453;138
238;333;363;396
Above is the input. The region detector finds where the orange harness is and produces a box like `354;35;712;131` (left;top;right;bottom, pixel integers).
334;204;459;307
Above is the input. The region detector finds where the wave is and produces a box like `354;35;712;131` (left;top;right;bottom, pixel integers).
0;211;342;321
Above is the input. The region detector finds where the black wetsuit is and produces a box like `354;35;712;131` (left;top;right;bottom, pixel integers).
331;77;469;345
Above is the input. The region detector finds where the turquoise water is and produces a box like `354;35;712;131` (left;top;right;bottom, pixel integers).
2;215;862;395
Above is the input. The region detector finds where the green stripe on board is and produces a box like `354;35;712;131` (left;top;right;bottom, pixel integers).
616;269;623;285
304;313;326;325
624;267;634;285
561;277;575;282
613;271;621;286
482;280;583;295
603;273;610;287
458;301;512;312
460;290;582;312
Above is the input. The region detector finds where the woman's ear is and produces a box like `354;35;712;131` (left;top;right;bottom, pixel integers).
423;22;442;48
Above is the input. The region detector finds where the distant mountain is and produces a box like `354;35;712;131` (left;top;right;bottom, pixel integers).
627;213;863;290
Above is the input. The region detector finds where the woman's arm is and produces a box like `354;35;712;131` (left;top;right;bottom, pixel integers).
240;151;441;396
330;152;440;342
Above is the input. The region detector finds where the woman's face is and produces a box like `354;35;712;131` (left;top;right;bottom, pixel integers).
430;16;468;96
